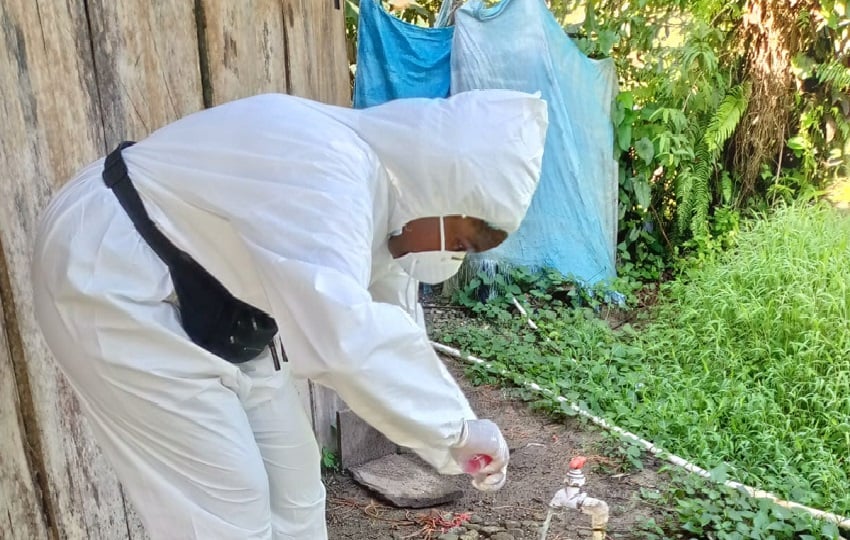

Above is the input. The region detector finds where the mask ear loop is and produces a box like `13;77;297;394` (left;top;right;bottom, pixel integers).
403;258;418;315
439;216;446;251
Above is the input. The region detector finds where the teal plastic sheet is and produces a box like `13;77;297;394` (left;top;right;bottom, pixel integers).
452;0;618;283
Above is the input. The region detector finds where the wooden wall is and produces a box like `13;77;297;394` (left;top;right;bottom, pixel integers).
0;2;349;538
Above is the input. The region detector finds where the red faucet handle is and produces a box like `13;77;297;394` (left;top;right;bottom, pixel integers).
568;456;587;470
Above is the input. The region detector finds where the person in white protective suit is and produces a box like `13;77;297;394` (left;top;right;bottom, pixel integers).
31;89;547;539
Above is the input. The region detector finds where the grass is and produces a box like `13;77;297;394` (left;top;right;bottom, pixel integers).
434;203;850;535
633;203;850;514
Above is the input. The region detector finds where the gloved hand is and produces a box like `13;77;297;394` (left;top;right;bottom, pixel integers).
450;419;509;491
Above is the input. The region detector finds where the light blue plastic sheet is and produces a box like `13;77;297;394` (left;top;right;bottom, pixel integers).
353;0;453;108
353;0;618;284
453;0;619;284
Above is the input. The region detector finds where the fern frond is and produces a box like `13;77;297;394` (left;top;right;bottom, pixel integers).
691;159;712;225
649;107;689;132
676;168;694;233
680;24;720;75
818;61;850;91
676;146;713;235
704;84;750;156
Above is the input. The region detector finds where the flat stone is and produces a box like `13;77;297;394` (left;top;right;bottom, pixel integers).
350;453;463;508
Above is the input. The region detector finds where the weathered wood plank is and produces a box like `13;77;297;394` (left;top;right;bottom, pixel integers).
0;1;137;538
86;0;204;144
0;245;48;540
64;2;204;536
198;0;289;105
2;0;351;536
122;500;147;540
196;0;352;450
2;1;205;538
309;383;343;454
282;0;351;105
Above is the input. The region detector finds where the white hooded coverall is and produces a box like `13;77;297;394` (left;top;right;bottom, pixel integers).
31;90;547;539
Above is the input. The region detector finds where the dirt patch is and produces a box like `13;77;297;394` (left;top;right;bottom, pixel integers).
325;304;671;539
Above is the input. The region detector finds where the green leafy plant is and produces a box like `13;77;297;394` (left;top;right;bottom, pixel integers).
321;447;341;472
561;0;848;270
636;469;844;539
610;17;749;269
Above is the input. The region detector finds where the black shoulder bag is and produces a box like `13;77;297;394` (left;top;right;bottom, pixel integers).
102;141;280;366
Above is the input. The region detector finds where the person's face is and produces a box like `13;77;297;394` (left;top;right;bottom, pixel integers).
388;216;508;258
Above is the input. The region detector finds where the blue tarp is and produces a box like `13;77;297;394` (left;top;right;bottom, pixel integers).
353;0;453;108
354;0;618;284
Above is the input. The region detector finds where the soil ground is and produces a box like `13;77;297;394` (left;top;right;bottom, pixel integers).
325;305;671;540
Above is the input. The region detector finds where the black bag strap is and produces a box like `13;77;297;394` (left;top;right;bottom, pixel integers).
102;141;185;266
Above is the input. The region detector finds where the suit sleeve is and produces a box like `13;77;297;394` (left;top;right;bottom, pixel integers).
248;242;475;473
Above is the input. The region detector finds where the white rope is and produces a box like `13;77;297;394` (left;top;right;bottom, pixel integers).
432;341;850;530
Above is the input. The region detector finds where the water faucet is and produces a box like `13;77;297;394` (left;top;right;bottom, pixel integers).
547;456;609;540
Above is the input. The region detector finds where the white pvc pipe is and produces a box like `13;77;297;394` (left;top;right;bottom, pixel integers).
511;296;540;330
432;341;850;530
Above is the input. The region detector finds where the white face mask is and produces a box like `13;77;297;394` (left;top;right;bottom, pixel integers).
396;216;466;284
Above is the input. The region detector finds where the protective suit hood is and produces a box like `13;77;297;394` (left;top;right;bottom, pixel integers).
329;90;548;234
